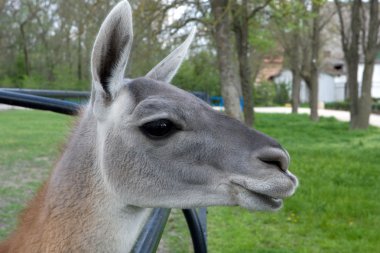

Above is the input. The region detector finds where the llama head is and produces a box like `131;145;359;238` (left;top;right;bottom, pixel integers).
90;0;297;211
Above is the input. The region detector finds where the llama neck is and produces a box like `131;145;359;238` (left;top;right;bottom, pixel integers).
4;109;152;253
46;109;153;252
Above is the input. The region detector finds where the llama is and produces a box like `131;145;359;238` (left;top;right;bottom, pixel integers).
0;1;298;252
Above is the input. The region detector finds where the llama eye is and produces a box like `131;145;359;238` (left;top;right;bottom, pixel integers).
140;119;177;139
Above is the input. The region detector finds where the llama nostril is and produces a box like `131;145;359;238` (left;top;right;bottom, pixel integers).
259;158;286;171
261;160;282;169
257;148;289;172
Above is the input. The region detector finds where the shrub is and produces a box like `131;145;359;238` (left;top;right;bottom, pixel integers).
173;51;220;96
372;99;380;114
325;101;350;111
21;74;47;89
254;81;276;106
273;82;290;105
326;99;380;114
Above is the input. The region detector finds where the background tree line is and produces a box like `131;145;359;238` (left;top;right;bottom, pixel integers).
0;0;379;129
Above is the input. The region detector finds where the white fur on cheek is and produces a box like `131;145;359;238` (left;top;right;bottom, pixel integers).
96;121;114;197
95;91;135;197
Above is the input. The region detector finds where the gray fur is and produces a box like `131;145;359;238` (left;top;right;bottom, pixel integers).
22;1;298;252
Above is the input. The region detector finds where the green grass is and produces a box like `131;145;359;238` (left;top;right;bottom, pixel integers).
0;109;73;239
0;110;379;252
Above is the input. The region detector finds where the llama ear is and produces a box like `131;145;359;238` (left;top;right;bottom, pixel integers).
146;28;196;83
91;0;133;100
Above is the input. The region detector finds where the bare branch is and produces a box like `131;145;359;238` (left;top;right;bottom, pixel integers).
169;17;208;36
334;0;348;53
361;3;367;57
364;0;380;59
248;0;271;20
318;8;336;32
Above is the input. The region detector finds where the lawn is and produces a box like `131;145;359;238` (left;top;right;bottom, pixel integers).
0;109;73;239
0;109;379;252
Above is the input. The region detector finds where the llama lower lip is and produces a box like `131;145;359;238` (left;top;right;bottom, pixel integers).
232;182;283;209
253;192;283;208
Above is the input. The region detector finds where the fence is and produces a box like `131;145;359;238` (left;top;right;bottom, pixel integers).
0;88;208;253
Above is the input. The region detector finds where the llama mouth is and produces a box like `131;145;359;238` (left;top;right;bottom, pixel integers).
250;191;283;209
231;182;283;210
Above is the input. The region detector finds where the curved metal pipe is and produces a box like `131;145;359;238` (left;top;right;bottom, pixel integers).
0;90;80;115
183;209;208;253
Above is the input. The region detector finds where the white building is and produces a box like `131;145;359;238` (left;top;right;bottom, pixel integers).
272;63;380;103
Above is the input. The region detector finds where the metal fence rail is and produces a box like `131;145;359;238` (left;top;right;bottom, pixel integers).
0;88;208;253
183;209;207;253
132;208;171;253
1;88;89;99
0;90;80;115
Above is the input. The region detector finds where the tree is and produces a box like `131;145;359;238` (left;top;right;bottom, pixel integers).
271;1;307;114
359;0;380;129
210;0;242;121
271;0;332;119
231;0;271;126
335;0;380;129
173;50;220;96
167;0;244;121
7;0;42;77
304;2;321;121
300;0;333;121
129;0;179;77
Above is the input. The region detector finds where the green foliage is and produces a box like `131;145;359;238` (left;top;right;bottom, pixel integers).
254;81;291;107
173;51;220;96
254;81;276;106
0;67;90;90
0;73;49;90
273;82;290;105
307;99;380;114
15;54;27;81
371;99;380;114
270;0;313;33
248;21;276;54
0;0;192;91
0;76;15;88
325;101;351;111
53;66;88;91
20;74;47;89
0;54;27;88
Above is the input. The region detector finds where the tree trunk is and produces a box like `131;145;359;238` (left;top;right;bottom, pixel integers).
289;30;302;114
347;1;362;129
41;34;54;83
336;0;363;129
232;0;254;126
238;46;254;126
309;2;321;122
291;68;301;113
336;0;361;129
210;0;242;121
77;32;82;81
357;63;375;128
19;23;30;77
346;61;360;128
345;46;360;129
309;70;319;121
355;0;379;129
